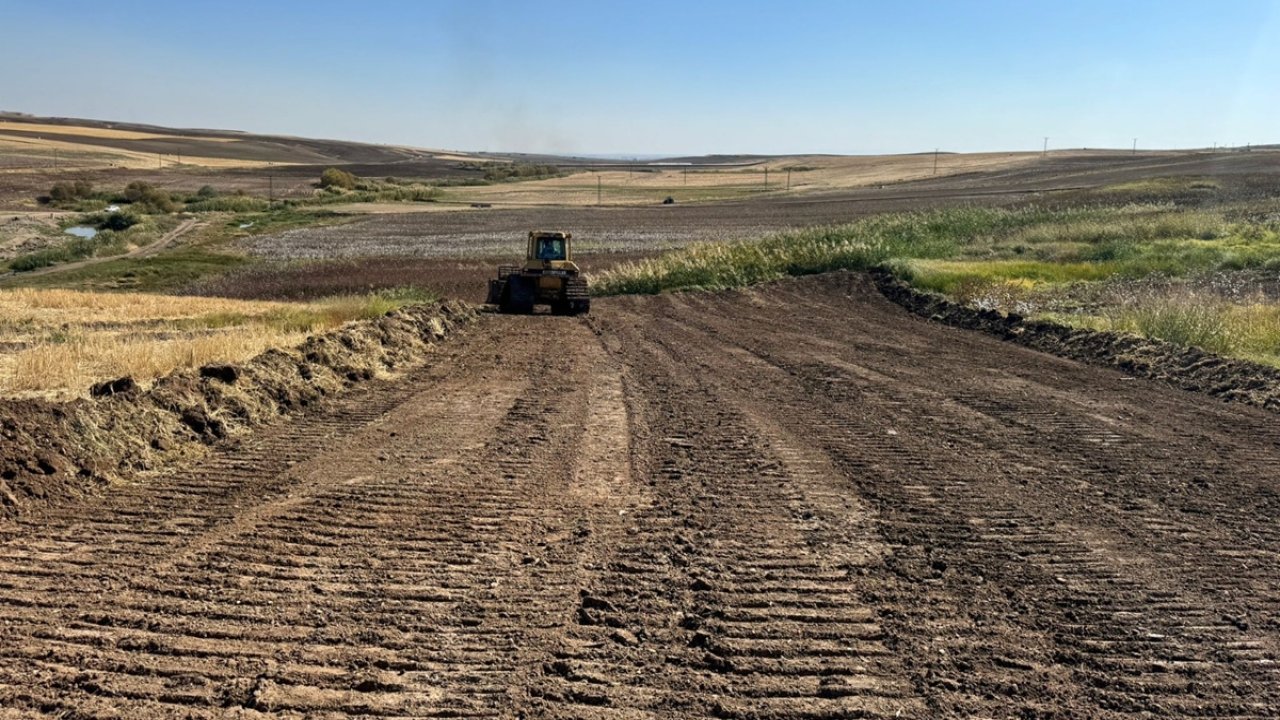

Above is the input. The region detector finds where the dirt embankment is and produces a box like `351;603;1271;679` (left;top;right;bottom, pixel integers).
0;301;475;520
872;268;1280;411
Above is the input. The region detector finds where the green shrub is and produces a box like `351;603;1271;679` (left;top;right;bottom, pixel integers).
467;162;561;182
185;196;271;212
100;211;139;232
49;180;95;204
319;167;358;190
49;182;75;203
121;181;177;213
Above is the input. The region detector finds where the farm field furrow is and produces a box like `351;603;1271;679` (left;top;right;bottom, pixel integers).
1;274;1278;717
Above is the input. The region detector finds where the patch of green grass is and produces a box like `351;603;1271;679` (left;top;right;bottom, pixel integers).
7;247;252;293
902;259;1119;295
5;215;162;273
197;207;354;245
256;288;438;333
2;206;358;295
185;196;273;213
1044;294;1280;365
1101;177;1221;194
154;287;434;335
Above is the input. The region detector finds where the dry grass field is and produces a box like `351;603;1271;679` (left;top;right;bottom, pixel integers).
0;130;279;171
0;288;414;398
430;152;1044;206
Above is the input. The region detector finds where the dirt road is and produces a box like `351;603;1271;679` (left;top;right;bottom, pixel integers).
1;274;1278;717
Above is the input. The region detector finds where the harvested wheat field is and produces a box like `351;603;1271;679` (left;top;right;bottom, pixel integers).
0;288;410;398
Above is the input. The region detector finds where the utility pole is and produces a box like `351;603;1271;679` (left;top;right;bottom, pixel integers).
597;174;602;205
1042;137;1049;157
764;167;769;187
933;148;939;174
1132;138;1137;155
786;168;791;190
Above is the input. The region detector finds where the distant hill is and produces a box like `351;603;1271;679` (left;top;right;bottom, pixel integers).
0;112;441;167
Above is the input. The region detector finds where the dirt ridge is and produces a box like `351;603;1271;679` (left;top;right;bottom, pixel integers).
871;268;1280;411
0;300;475;521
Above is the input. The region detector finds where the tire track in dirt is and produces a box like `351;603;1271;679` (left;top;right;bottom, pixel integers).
529;315;924;718
1;273;1279;718
596;276;1280;717
0;317;639;718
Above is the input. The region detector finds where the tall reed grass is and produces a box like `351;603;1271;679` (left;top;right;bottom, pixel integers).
594;203;1280;363
596;204;1279;297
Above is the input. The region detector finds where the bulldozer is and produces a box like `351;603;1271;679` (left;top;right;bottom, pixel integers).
485;231;590;315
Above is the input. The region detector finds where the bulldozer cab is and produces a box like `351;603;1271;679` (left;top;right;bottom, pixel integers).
528;231;572;267
533;234;566;261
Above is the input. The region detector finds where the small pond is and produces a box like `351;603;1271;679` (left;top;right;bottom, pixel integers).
64;226;98;239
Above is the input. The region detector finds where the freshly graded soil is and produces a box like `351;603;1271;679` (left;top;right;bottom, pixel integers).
0;274;1277;717
873;268;1280;411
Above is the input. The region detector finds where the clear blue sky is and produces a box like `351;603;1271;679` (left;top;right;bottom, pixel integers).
3;1;1278;155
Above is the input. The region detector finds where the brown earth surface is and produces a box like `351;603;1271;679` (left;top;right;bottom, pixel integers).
1;273;1278;717
183;252;655;304
239;150;1280;262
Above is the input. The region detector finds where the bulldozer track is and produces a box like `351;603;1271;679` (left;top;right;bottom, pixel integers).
2;273;1279;717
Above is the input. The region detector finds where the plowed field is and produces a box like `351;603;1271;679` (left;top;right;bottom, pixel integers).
1;273;1277;718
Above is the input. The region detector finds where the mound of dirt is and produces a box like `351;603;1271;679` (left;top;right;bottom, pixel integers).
0;301;475;521
872;268;1280;411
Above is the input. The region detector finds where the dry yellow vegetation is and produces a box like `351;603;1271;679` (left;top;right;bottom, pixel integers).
0;131;279;172
0;121;238;143
0;289;400;398
433;152;1045;207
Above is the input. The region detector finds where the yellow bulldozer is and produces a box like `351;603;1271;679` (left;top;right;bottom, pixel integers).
485;231;591;315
